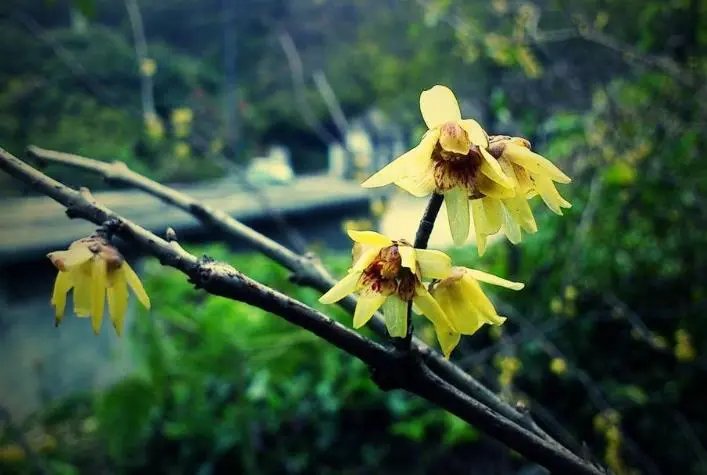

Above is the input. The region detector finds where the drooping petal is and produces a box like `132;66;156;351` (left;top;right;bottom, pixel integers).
414;285;456;331
72;263;93;317
419;85;462;129
382;295;408;338
479;148;513;188
319;271;362;304
91;257;107;335
504;144;571;184
478;176;516;199
481;197;503;234
50;271;74;325
470;200;489;256
503;195;538;233
444;187;470;245
107;269;129;336
433;281;483;335
47;246;93;272
398;246;417;274
459;119;489;147
433;322;461;359
501;203;522;244
122;262;151;309
466;269;525;290
415;249;452;280
347;230;393;248
353;293;387;329
361;129;439;190
458;275;507;326
534;174;572;215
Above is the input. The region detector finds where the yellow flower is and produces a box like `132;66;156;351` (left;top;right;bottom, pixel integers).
480;135;571;247
140;58;157;77
429;266;523;358
319;230;455;338
361;85;514;246
550;357;568;375
47;236;150;335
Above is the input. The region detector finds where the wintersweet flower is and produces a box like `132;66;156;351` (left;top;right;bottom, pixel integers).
361;85;513;245
479;135;571;246
47;236;150;335
429;267;524;358
319;230;456;337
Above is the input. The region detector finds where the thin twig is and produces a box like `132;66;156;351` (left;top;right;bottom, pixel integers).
26;145;567;449
0;148;605;475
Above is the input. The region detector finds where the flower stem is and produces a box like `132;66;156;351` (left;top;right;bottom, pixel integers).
403;192;444;347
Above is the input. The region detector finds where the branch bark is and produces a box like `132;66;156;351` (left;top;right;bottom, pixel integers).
1;147;605;475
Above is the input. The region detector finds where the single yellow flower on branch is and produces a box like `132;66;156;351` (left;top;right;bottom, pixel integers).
47;235;150;335
319;230;454;338
429;266;524;358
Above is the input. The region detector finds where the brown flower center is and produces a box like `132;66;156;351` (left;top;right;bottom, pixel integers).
359;244;419;301
432;143;485;194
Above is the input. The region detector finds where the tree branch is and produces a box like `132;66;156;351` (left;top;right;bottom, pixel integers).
0;147;606;475
27;146;566;450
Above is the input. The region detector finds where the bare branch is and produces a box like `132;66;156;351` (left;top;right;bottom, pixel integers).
1;147;605;475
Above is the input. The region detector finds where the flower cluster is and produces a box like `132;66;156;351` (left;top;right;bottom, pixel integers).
47;235;150;336
361;85;571;253
320;231;523;358
321;85;571;357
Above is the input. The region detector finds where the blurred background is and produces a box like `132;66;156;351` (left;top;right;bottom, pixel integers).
0;0;706;473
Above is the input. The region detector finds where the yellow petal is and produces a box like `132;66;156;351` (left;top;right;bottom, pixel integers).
466;269;524;290
481;197;503;233
504;144;571;184
361;129;439;190
501;204;522;244
479;148;513;188
459;119;489;147
122;262;151;309
353;293;387;329
503;195;538;233
534;174;572;215
382;295;408;338
319;271;362;304
438;284;485;335
72;263;93;317
444;187;470;245
414;285;456;331
91;258;107;335
51;271;73;325
433;322;461;359
478;176;516;199
419;85;462;129
47;246;93;271
352;248;381;272
395;164;437;197
515;166;534;195
498;157;519;189
107;269;129;336
398;246;416;274
415;249;452;279
470;200;489;256
459;275;506;326
347;230;393;247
